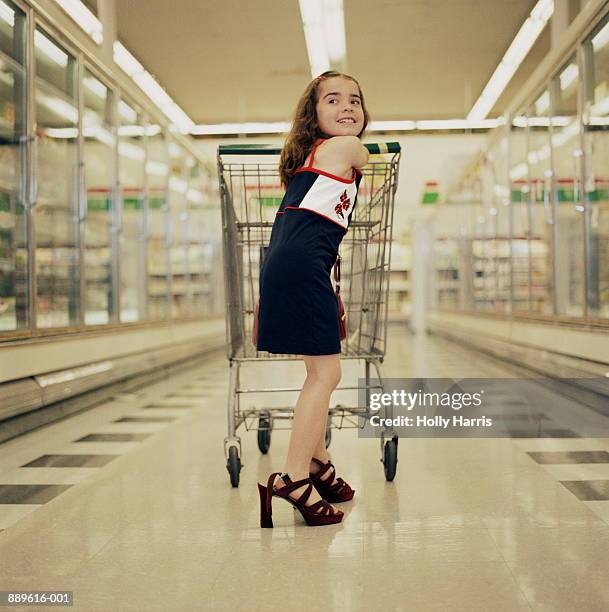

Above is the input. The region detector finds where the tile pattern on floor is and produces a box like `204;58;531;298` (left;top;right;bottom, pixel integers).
0;331;609;610
0;366;214;534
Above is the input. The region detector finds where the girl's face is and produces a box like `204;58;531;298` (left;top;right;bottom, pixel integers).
315;76;365;138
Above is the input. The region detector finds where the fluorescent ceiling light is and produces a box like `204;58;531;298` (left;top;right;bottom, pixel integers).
190;118;503;135
299;1;330;76
190;122;291;135
0;1;14;26
118;125;144;137
323;0;346;65
52;0;102;44
118;124;161;137
43;127;79;139
146;124;162;137
368;121;416;131
415;119;503;130
131;71;192;131
34;30;68;67
299;0;346;78
113;41;194;134
512;116;527;127
548;115;571;126
113;41;143;77
512;115;571;127
468;0;554;120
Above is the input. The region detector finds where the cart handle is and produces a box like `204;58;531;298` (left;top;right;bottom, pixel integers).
218;142;401;155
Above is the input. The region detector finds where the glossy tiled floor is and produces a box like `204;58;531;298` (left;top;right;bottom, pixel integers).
1;325;609;611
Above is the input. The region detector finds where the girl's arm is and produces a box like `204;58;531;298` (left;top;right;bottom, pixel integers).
318;136;368;173
326;135;369;169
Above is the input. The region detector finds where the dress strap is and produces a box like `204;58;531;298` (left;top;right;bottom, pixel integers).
306;138;325;169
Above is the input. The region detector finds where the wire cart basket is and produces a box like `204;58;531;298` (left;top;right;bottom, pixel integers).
218;142;402;487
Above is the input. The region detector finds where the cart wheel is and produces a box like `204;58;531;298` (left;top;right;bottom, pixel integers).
227;446;241;487
325;427;332;449
257;414;271;454
383;437;398;481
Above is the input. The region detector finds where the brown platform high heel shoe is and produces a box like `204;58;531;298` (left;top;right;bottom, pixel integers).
309;457;355;503
257;472;344;528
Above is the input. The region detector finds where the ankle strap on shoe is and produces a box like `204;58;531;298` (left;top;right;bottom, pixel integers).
310;458;334;480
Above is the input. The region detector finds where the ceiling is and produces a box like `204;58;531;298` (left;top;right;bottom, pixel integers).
114;0;564;126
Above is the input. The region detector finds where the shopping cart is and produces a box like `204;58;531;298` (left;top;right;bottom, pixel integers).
218;142;402;487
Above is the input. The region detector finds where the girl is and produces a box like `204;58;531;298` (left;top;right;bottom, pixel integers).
256;71;370;527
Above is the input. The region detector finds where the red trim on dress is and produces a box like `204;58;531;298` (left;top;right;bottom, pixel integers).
305;140;324;168
297;138;357;183
275;211;284;215
284;205;347;231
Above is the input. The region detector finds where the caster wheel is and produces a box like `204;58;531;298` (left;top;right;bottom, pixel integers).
325;427;332;449
383;437;398;481
227;446;241;487
257;414;271;454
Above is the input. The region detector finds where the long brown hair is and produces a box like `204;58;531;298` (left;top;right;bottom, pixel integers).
279;70;369;188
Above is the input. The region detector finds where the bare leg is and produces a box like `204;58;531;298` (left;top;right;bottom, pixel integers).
273;354;341;507
311;420;331;464
309;417;338;486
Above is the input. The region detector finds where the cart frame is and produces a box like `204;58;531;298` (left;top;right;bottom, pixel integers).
217;142;402;486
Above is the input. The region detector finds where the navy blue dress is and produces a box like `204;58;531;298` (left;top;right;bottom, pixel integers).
256;140;363;355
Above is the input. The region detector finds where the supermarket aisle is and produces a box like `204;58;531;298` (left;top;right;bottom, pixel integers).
1;326;609;610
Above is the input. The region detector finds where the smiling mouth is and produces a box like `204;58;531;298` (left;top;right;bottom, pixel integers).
337;119;356;124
